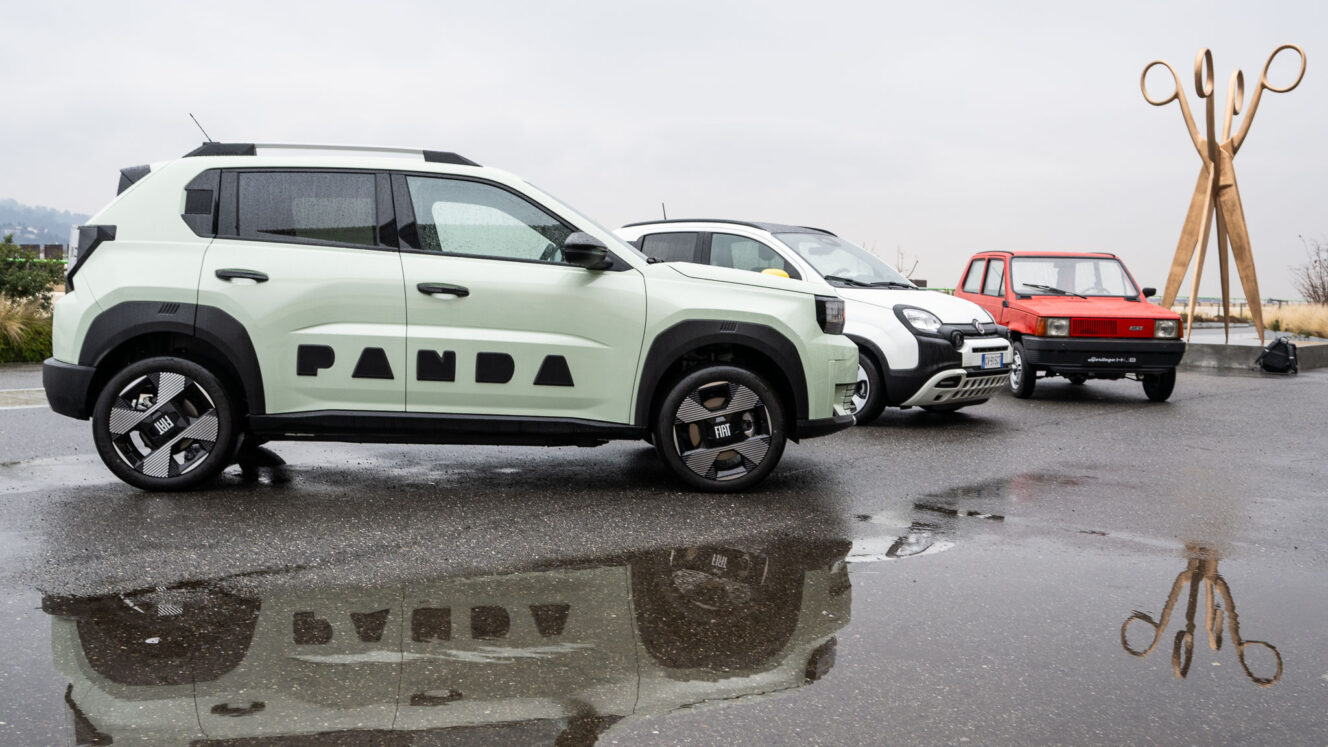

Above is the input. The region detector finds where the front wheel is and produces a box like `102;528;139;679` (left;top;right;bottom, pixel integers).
1142;368;1176;402
1008;341;1037;399
653;366;787;492
92;357;240;491
850;351;886;425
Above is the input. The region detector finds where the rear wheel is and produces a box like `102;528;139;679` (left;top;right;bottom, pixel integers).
1008;341;1037;399
1142;368;1176;402
653;366;787;492
849;351;886;424
92;357;239;491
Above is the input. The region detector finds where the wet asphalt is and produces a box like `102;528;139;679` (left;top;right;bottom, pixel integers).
0;366;1326;745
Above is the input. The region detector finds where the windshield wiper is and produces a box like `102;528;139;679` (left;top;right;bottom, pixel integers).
823;275;874;288
1020;283;1085;299
866;280;916;289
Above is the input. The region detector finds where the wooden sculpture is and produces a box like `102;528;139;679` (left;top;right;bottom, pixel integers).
1141;45;1306;343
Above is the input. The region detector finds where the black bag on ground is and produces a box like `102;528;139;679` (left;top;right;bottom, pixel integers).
1254;337;1298;374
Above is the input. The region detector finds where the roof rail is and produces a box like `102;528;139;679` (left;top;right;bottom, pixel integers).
182;142;479;166
620;218;836;236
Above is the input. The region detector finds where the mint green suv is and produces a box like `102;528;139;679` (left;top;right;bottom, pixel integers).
44;143;857;492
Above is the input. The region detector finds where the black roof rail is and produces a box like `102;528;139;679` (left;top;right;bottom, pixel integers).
181;142;479;166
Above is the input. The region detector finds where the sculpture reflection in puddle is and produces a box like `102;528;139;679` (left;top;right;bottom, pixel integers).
1120;545;1282;686
43;539;850;744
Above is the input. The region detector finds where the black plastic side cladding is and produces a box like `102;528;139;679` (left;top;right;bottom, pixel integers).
77;302;267;415
352;348;394;379
417;350;456;382
475;353;515;384
533;355;575;386
296;345;336;376
634;320;807;427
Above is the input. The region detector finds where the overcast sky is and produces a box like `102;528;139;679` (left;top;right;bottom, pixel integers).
5;0;1324;297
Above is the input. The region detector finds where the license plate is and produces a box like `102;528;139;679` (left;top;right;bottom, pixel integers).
981;353;1004;369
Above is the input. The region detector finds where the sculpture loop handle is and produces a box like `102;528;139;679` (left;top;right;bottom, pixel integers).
1222;70;1244;141
1194;48;1215;98
1259;43;1307;93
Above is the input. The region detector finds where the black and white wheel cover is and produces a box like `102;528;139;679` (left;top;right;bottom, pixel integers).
851;362;870;413
106;372;220;478
671;380;772;482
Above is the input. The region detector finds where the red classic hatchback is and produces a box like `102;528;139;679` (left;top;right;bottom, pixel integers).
955;251;1185;401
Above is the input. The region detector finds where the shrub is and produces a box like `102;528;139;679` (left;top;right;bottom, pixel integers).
1264;304;1328;339
0;233;66;311
0;300;52;362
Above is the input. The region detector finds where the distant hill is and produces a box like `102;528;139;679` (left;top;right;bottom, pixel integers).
0;198;90;245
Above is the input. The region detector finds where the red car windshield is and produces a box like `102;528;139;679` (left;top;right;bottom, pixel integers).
1011;257;1138;297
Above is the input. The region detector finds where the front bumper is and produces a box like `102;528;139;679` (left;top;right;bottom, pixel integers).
1022;337;1186;374
886;334;1011;407
43;358;97;419
796;412;856;439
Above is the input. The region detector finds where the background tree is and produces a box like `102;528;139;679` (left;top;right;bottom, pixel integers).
1291;236;1328;304
0;233;65;310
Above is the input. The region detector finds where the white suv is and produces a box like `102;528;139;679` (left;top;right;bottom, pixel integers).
44;146;858;492
616;221;1011;423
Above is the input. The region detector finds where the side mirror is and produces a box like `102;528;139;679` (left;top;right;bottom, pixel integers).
1141;287;1156;298
562;231;612;270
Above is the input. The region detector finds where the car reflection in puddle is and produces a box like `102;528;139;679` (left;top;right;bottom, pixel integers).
1121;543;1282;687
43;539;850;744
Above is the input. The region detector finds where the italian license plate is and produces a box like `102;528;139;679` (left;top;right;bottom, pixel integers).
981;353;1004;369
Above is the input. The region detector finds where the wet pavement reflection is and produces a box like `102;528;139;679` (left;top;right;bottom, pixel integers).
42;537;849;744
1122;545;1282;687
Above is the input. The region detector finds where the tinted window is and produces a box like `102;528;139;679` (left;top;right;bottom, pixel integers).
406;176;572;262
237;172;376;246
983;259;1005;296
640;232;699;263
962;259;985;293
709;233;795;276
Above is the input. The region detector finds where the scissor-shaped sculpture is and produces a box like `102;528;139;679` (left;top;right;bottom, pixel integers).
1142;45;1307;342
1120;549;1282;686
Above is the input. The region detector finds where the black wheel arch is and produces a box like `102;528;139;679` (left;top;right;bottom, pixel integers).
79;302;265;416
636;320;806;436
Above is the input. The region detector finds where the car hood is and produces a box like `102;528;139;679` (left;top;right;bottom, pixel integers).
653;261;826;295
1009;296;1180;319
837;288;994;324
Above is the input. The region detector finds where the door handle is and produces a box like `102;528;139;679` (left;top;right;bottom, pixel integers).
211;701;266;717
216;269;269;283
417;282;469;298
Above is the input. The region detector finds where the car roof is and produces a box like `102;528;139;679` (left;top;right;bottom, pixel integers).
972;250;1119;259
621;218;837;236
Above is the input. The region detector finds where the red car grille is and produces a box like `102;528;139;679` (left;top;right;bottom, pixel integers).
1070;318;1118;336
1069;318;1155;337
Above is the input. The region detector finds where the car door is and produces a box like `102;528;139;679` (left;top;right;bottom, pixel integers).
394;173;646;423
198;170;406;415
980;257;1010;324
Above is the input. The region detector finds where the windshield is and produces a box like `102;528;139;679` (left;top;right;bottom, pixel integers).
775;233;914;288
1010;257;1138;297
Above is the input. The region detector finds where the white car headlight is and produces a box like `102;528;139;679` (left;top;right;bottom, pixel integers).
901;307;942;333
1155;319;1179;338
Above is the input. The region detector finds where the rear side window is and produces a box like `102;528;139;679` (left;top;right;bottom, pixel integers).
962;259;985;293
983;259;1006;296
709;233;797;277
640;232;699;263
236;172;376;246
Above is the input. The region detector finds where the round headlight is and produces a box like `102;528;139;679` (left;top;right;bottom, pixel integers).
902;307;942;333
1155;319;1179;338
